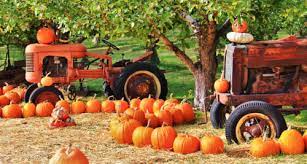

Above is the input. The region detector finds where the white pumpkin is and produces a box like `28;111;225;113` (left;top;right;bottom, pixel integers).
227;32;254;44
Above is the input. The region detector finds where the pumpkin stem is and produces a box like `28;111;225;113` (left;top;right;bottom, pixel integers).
93;94;97;100
46;72;51;77
287;125;291;130
4;82;9;86
76;97;81;102
146;119;151;128
66;143;72;155
181;98;188;104
116;107;121;117
169;93;173;99
161;122;166;127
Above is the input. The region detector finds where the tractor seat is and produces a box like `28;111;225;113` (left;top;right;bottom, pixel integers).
25;43;87;58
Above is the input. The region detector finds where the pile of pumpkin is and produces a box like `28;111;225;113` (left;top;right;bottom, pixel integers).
109;96;226;155
249;128;307;158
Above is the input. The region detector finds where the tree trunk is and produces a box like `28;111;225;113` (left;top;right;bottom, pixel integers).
155;20;218;111
193;21;218;111
193;52;217;111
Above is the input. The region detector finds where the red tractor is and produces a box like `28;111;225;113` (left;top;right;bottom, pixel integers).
24;39;167;105
210;36;307;144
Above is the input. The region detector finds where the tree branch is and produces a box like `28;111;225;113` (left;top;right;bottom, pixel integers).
157;32;197;74
147;17;197;73
217;18;231;38
179;11;200;33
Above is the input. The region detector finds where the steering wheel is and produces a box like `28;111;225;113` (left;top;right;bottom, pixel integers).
102;39;120;50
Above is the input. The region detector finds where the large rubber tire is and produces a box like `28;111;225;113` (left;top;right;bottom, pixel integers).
29;86;64;106
24;84;38;102
113;62;167;100
225;101;287;144
210;99;228;129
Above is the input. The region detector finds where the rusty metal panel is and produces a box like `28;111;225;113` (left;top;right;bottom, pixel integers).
216;92;307;107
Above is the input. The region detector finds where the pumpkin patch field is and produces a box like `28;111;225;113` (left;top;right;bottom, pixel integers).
0;112;306;163
0;42;306;163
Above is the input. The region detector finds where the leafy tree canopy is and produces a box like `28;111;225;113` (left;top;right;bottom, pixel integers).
0;0;305;46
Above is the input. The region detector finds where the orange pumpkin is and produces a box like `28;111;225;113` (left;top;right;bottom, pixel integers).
153;99;164;117
139;96;155;113
71;99;86;114
37;27;56;44
86;97;101;113
2;104;22;118
41;73;53;86
200;135;224;154
110;116;121;138
0;95;10;106
157;109;173;126
130;98;141;109
164;94;179;105
101;99;115;113
169;108;184;125
5;91;21;104
114;99;129;113
145;113;160;128
279;129;305;155
214;72;230;93
56;99;70;113
124;108;146;125
151;126;177;150
49;144;89;164
173;134;200;154
162;102;177;112
267;139;281;156
250;138;274;158
12;87;26;100
110;116;130;138
232;19;248;33
132;126;154;147
176;102;195;122
3;83;14;94
0;87;3;95
113;118;142;144
303;131;307;151
36;101;54;117
22;102;36;118
0;108;2;117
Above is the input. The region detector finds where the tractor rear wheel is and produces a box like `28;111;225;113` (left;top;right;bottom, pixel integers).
29;86;64;106
24;83;38;102
225;101;287;144
103;81;114;97
113;62;167;100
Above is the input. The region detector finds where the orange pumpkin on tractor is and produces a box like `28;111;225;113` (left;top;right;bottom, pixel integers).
24;28;168;105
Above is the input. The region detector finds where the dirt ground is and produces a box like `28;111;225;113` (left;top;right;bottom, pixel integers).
0;113;306;164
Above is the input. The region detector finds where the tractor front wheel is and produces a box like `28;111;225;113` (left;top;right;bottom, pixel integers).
29;86;64;105
225;101;287;144
113;62;167;100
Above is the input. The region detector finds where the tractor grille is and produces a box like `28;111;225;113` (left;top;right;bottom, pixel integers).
25;53;34;72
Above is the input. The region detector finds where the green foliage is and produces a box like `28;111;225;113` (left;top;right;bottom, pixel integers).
0;0;304;47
